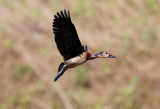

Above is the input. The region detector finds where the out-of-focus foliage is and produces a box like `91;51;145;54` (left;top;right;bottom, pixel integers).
0;0;160;109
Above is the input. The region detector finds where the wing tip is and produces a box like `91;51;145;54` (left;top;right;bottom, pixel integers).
53;9;71;24
53;9;71;28
54;9;70;18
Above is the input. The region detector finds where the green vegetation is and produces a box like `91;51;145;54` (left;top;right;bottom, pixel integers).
94;104;103;109
113;77;140;109
103;65;111;74
114;93;140;109
0;0;6;6
28;82;46;96
67;90;82;109
3;39;14;49
13;65;34;79
71;0;96;18
145;0;157;9
40;47;50;55
51;101;63;109
12;94;31;109
74;67;88;86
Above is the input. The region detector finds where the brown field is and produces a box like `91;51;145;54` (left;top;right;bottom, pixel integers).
0;0;160;109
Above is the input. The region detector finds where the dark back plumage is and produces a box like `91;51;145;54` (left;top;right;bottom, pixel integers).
53;10;84;61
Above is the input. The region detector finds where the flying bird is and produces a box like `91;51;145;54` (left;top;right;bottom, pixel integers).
52;10;116;81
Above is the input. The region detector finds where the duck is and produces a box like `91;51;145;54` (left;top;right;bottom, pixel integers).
52;10;116;81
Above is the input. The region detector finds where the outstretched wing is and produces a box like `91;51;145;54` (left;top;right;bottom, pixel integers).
53;10;84;61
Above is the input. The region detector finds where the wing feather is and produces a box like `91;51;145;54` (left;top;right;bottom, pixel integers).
53;10;84;61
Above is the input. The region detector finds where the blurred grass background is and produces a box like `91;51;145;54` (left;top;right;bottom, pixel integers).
0;0;160;109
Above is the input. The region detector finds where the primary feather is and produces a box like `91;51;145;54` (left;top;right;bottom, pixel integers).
52;10;84;61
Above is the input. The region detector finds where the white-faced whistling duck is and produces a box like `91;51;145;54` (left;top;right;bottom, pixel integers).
52;10;116;81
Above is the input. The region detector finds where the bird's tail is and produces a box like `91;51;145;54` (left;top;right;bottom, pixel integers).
58;62;65;72
54;62;66;81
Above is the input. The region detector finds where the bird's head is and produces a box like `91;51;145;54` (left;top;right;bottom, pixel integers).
95;52;116;58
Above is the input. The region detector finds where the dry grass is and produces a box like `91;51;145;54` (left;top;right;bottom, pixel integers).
0;0;160;109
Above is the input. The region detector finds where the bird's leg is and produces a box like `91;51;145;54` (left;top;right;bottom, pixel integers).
54;64;67;81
